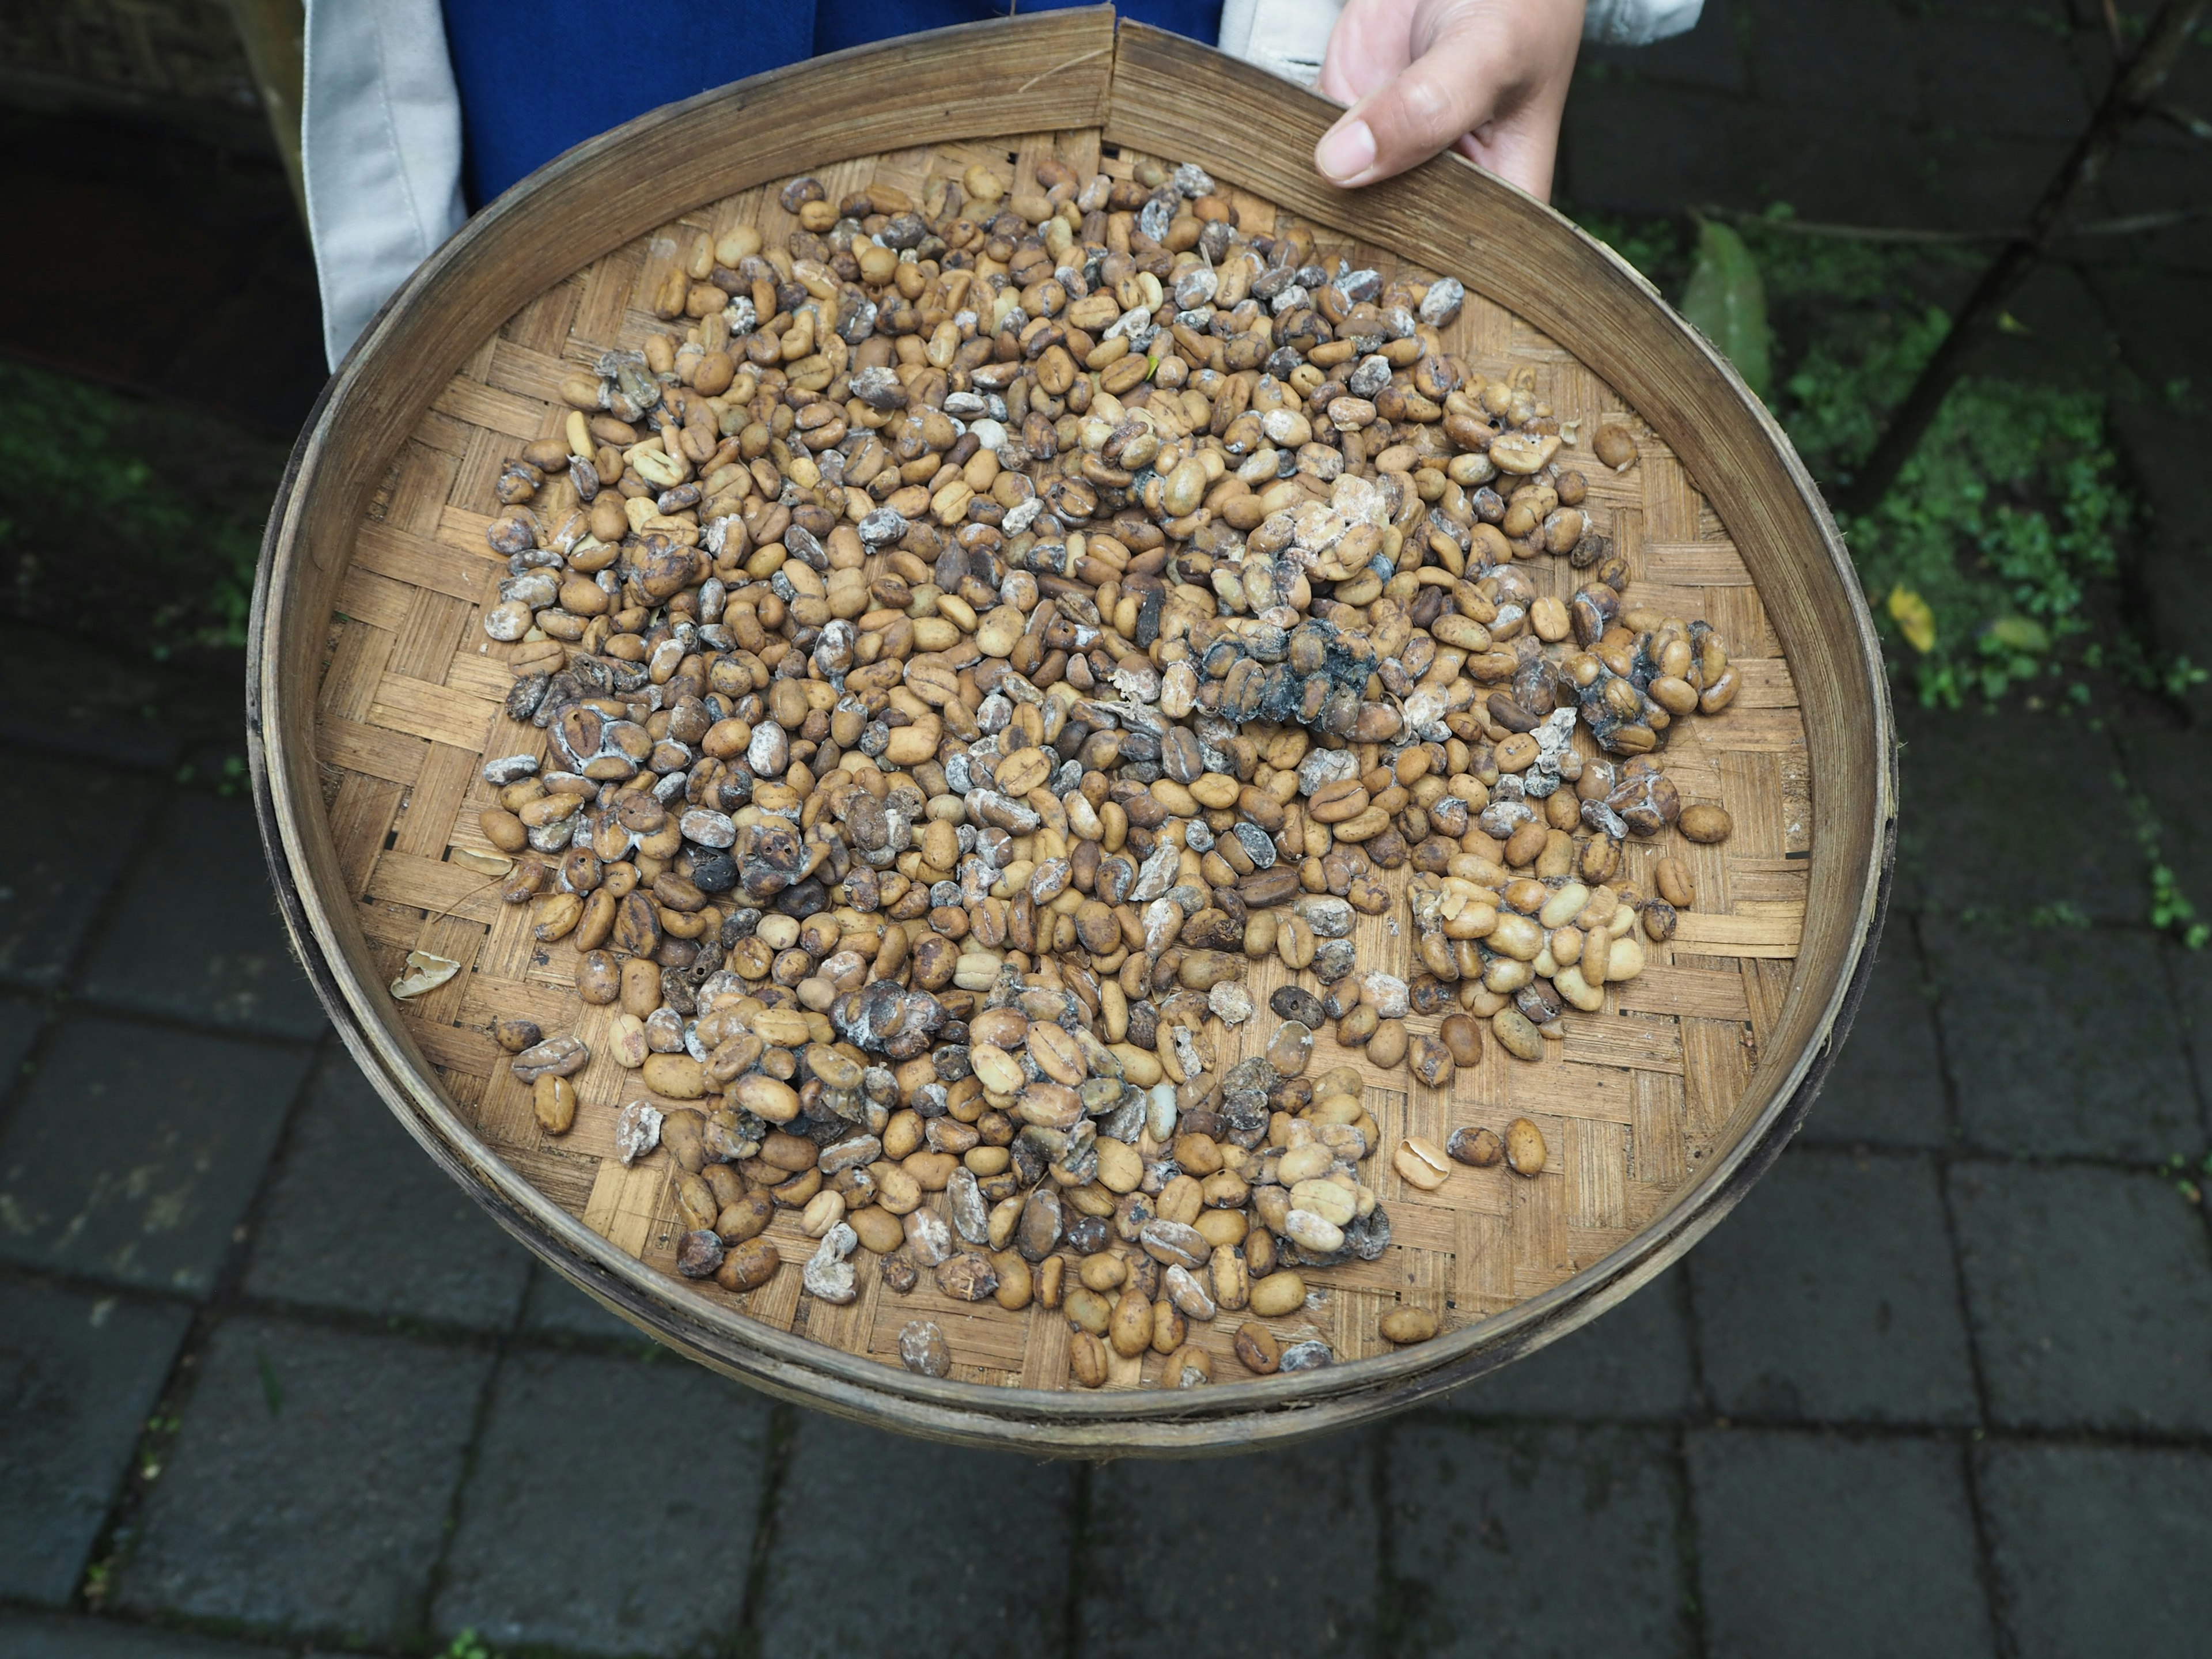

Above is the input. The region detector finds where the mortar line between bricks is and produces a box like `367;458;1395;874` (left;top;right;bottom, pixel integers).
0;988;334;1054
1675;1223;1715;1419
0;767;173;1150
0;657;249;778
0;1255;523;1355
1059;1459;1091;1659
0;1600;343;1658
1395;1399;2212;1451
415;1270;532;1649
1911;906;2017;1659
72;1028;335;1620
1669;1422;1711;1659
1672;1234;1717;1654
1372;1421;1397;1659
729;1397;798;1659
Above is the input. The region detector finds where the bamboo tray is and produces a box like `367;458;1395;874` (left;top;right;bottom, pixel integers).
249;8;1895;1455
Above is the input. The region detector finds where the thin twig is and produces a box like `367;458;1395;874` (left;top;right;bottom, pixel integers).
2155;101;2212;141
1695;206;2001;243
2072;204;2212;234
2102;0;2128;56
1695;202;2212;244
1839;0;2210;517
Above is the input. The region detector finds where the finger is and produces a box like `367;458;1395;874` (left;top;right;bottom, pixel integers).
1457;106;1563;200
1315;16;1501;187
1314;0;1414;106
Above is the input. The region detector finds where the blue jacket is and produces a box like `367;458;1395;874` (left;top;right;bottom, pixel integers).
441;0;1225;207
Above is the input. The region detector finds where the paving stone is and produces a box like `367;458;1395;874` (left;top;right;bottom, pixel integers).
1801;935;1952;1148
1689;1429;1994;1659
1440;1264;1696;1419
0;1610;292;1658
1388;1422;1688;1658
242;1053;529;1331
435;1349;771;1657
0;991;46;1082
1950;1160;2212;1432
0;763;149;989
1922;916;2196;1160
1692;1148;1978;1425
115;1315;491;1646
0;1279;191;1605
1080;1430;1380;1658
1896;704;2137;923
756;1411;1075;1658
1979;1441;2212;1659
78;793;324;1040
518;1260;657;1344
0;624;218;772
0;1020;311;1295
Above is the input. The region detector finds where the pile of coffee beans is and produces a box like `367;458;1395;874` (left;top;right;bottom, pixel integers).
473;151;1739;1383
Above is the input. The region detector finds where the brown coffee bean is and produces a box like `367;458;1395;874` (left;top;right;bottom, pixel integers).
716;1237;781;1293
1448;1126;1504;1168
1234;1320;1282;1374
1504;1116;1548;1177
1679;803;1733;844
493;1016;542;1053
1438;1013;1483;1066
1380;1306;1440;1343
532;1074;577;1133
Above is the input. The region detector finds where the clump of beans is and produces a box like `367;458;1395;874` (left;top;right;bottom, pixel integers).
476;151;1738;1381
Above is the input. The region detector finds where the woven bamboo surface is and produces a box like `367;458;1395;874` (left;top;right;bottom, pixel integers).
316;131;1808;1393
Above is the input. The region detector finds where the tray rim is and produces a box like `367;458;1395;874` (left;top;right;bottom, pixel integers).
247;6;1896;1455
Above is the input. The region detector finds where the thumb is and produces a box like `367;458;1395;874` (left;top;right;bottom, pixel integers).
1315;12;1540;192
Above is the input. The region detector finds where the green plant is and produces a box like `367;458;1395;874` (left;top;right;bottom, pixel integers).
443;1631;500;1659
1571;205;2133;710
1840;377;2128;706
0;358;275;654
1679;218;1772;399
2160;1152;2210;1207
2115;768;2210;948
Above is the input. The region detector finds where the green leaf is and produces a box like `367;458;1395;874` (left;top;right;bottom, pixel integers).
256;1349;283;1418
1680;220;1772;400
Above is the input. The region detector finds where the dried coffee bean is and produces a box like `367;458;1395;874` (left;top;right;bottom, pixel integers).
1503;1116;1548;1177
1448;1126;1504;1168
899;1319;952;1377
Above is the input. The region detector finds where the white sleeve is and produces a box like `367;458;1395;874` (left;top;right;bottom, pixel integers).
1582;0;1704;46
1219;0;1707;85
301;0;468;369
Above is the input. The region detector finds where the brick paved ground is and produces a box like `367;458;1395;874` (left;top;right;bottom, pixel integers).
3;2;2209;1654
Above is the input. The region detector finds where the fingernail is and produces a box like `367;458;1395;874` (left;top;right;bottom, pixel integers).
1316;119;1376;185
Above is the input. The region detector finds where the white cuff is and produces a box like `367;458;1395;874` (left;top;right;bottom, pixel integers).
1219;0;1708;87
302;0;468;369
1583;0;1705;47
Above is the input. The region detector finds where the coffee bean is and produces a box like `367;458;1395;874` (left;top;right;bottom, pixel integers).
1448;1126;1504;1168
1380;1306;1440;1343
1504;1116;1548;1177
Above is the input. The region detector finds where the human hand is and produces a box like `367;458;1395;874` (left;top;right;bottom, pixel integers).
1313;0;1586;199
